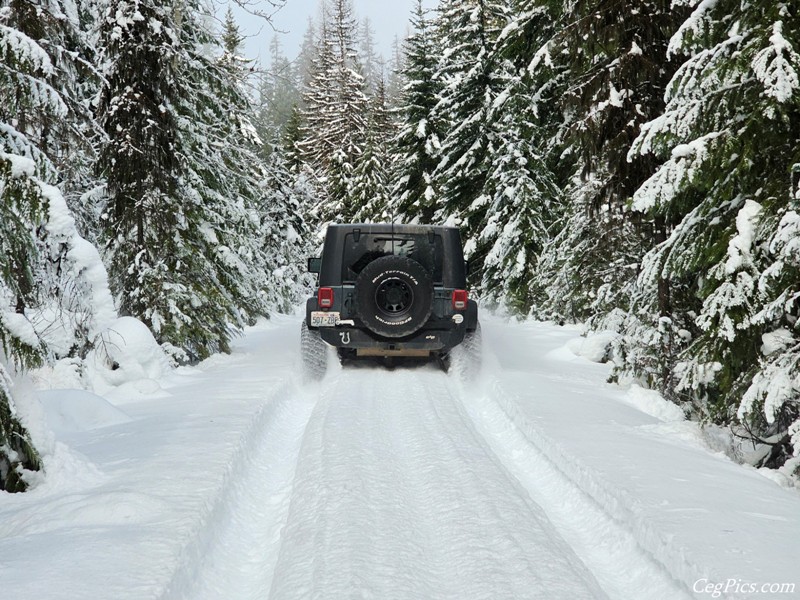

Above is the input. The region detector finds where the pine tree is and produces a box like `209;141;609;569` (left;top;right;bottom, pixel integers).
461;0;568;313
221;5;244;56
325;0;368;221
299;16;338;174
2;0;103;231
535;0;686;323
477;73;557;313
97;0;282;360
258;149;317;313
257;36;297;147
740;200;800;471
179;3;279;328
1;1;114;490
432;0;508;298
623;0;800;464
430;0;508;282
2;0;106;270
299;0;369;225
390;0;443;223
220;10;314;317
96;0;184;351
353;79;393;222
359;17;380;95
0;145;45;491
282;103;305;172
386;35;407;108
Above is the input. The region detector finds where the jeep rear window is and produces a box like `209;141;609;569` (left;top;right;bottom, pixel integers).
342;233;444;283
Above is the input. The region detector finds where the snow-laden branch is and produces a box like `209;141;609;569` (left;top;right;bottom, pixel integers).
752;21;800;103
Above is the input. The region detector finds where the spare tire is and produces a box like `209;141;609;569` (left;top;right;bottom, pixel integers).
355;255;433;338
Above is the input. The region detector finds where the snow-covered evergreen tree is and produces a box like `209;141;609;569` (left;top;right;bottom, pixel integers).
298;16;338;176
352;79;393;222
97;0;292;360
2;0;103;234
298;0;368;225
390;0;442;224
535;0;686;322
430;0;508;253
219;7;315;317
282;104;305;172
258;148;317;312
177;1;281;330
359;16;380;95
221;5;244;57
257;36;297;146
477;75;557;313
325;0;368;222
96;0;186;352
1;2;116;490
386;34;407;108
0;143;45;491
740;203;800;472
621;0;800;466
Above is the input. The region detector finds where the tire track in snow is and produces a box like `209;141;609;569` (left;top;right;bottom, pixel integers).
268;367;607;600
157;382;317;600
459;376;694;600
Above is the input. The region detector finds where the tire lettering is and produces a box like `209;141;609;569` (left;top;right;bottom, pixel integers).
375;316;413;326
372;270;419;286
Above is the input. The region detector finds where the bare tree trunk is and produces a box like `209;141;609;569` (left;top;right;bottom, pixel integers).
654;214;670;317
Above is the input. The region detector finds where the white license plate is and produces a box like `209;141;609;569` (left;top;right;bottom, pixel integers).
311;311;339;327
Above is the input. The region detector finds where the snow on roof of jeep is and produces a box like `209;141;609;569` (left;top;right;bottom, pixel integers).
326;223;460;234
328;223;460;236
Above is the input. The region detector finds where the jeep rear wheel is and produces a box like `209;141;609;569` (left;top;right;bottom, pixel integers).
301;321;328;382
354;255;434;338
451;322;482;382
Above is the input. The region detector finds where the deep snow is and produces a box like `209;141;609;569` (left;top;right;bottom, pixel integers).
1;314;799;600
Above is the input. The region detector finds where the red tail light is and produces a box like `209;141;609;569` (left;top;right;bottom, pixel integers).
318;287;334;309
452;289;468;311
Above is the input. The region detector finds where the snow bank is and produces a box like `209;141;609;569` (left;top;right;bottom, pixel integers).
86;317;171;394
480;377;711;596
0;319;304;600
37;389;131;434
622;384;686;422
29;357;85;391
479;317;800;600
3;368;101;490
566;330;619;363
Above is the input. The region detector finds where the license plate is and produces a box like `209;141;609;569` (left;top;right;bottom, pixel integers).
311;311;339;327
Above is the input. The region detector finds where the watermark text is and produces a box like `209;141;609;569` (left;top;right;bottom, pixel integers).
694;578;796;598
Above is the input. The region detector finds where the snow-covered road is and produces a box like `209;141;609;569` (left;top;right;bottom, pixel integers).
270;368;605;600
2;314;799;600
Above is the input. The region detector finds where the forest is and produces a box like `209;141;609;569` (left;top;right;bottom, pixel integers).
1;0;799;491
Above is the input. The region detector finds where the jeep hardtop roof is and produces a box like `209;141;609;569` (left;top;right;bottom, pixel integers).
318;223;468;288
324;223;461;236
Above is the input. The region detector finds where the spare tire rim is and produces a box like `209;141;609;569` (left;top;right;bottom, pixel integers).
375;277;414;317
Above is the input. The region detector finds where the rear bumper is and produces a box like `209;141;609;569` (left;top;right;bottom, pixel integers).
318;323;467;355
305;296;478;356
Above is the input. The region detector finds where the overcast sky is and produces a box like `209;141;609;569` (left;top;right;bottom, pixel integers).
229;0;439;66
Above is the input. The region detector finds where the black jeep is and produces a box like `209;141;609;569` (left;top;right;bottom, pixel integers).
301;223;480;379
